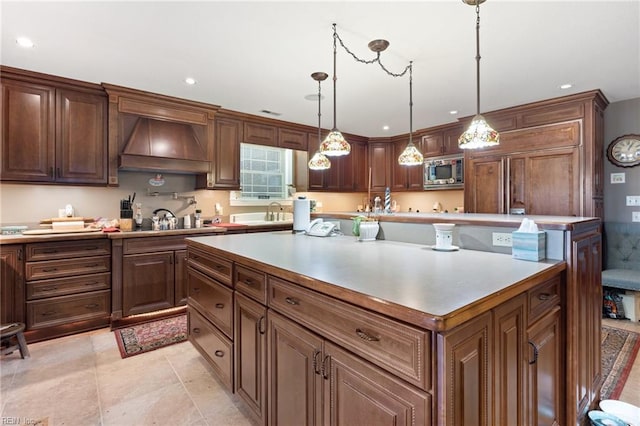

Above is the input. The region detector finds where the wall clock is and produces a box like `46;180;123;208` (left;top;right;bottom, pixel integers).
606;134;640;168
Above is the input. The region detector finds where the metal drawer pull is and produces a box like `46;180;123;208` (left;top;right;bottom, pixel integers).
257;316;266;335
42;268;58;272
43;249;58;254
192;287;200;293
85;264;99;268
355;328;380;342
214;350;225;357
537;293;551;301
243;278;254;286
192;327;201;334
214;265;225;271
528;341;538;365
285;297;299;306
41;286;58;291
85;281;99;286
215;303;225;309
322;354;331;379
84;246;99;251
85;303;99;309
42;311;57;316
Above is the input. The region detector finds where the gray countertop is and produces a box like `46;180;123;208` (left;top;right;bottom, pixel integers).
188;231;566;330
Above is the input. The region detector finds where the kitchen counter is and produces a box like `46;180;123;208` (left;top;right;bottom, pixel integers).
314;211;600;230
187;231;565;331
0;222;293;244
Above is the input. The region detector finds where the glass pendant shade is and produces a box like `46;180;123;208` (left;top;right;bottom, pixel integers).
320;130;351;156
397;141;423;166
458;114;500;149
308;150;331;170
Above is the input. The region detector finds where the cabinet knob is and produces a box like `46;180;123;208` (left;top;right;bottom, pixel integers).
214;350;225;357
215;303;225;309
192;327;201;334
285;297;299;306
243;278;254;286
538;293;551;301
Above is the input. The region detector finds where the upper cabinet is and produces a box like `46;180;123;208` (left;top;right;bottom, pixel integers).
1;66;108;185
421;123;464;158
391;137;424;192
464;90;608;217
309;133;368;192
243;117;309;151
102;83;219;186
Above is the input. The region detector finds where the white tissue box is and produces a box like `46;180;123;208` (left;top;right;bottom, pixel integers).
512;231;546;261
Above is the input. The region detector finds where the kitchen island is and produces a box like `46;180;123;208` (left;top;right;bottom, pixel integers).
185;217;601;426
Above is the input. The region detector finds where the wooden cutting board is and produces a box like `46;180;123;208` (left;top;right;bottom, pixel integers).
39;217;94;224
22;228;102;235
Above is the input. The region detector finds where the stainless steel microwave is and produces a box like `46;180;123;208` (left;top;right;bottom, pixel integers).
424;154;464;190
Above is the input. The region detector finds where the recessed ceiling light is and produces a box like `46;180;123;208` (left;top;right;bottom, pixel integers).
16;37;34;48
449;110;458;115
185;77;196;85
560;83;572;90
382;125;390;131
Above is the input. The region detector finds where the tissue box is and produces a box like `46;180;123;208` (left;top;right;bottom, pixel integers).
512;231;546;261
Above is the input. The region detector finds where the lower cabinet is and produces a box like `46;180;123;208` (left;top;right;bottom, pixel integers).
268;310;430;426
0;244;24;324
188;307;233;390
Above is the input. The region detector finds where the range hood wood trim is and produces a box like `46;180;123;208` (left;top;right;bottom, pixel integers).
118;154;209;173
119;98;209;125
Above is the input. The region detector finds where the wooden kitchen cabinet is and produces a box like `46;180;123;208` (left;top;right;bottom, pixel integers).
464;91;607;218
122;251;175;316
1;67;107;184
196;114;241;189
0;245;25;325
391;137;424;191
368;141;392;192
24;239;111;342
308;136;368;192
421;123;464;158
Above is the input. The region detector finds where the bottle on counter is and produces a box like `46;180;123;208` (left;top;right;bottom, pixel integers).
183;214;191;229
194;209;202;228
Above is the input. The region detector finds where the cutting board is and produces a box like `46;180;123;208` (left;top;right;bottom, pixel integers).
40;217;94;224
22;228;102;235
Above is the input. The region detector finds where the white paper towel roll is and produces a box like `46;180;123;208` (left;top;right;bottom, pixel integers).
293;199;310;232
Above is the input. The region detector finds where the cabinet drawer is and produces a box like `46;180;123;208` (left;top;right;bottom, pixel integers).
26;256;110;281
26;289;110;329
123;235;186;254
235;264;266;304
268;277;430;391
187;247;232;287
26;239;110;261
188;307;233;391
528;275;562;324
188;268;233;338
27;272;110;300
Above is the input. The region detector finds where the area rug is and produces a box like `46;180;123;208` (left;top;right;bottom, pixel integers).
601;325;640;399
114;314;187;359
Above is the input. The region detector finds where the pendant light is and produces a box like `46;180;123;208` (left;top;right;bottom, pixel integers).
397;62;424;166
308;72;331;170
319;24;351;157
458;0;500;149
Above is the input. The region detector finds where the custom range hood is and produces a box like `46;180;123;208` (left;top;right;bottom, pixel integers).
103;83;219;175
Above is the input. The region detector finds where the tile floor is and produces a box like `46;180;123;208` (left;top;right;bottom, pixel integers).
1;320;638;426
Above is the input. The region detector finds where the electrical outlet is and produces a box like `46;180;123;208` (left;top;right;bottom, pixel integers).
633;212;640;222
627;196;640;206
492;232;513;247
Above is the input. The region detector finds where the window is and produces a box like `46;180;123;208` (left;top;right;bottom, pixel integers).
239;143;293;200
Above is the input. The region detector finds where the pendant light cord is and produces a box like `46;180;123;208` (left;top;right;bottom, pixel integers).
318;79;322;144
409;62;413;144
475;0;481;116
332;24;338;131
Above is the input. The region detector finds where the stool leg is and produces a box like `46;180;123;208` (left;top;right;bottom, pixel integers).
16;332;29;358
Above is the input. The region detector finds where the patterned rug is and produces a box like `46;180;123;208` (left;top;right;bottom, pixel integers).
114;315;187;358
601;325;640;399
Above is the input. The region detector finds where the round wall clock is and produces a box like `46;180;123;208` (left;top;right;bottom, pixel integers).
606;134;640;168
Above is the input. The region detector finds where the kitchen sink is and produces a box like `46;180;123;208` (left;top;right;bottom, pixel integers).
230;212;293;225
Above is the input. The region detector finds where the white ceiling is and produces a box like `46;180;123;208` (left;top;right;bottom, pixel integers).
2;1;639;138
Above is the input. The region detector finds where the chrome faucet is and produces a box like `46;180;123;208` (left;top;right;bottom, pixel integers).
266;202;283;221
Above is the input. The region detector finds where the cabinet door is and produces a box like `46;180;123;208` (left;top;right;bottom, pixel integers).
213;117;241;189
510;147;580;216
527;306;563;426
279;128;308;151
369;143;392;192
235;293;267;424
439;311;492;426
174;250;188;306
122;252;174;316
493;294;527;426
325;341;430;426
351;141;369;192
442;125;464;156
0;245;25;324
422;132;444;158
268;310;323;426
465;156;505;214
308;132;327;190
569;231;602;423
55;89;107;184
391;140;409;191
1;79;55;181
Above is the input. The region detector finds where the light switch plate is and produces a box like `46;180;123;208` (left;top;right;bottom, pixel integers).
633;212;640;222
611;173;625;184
